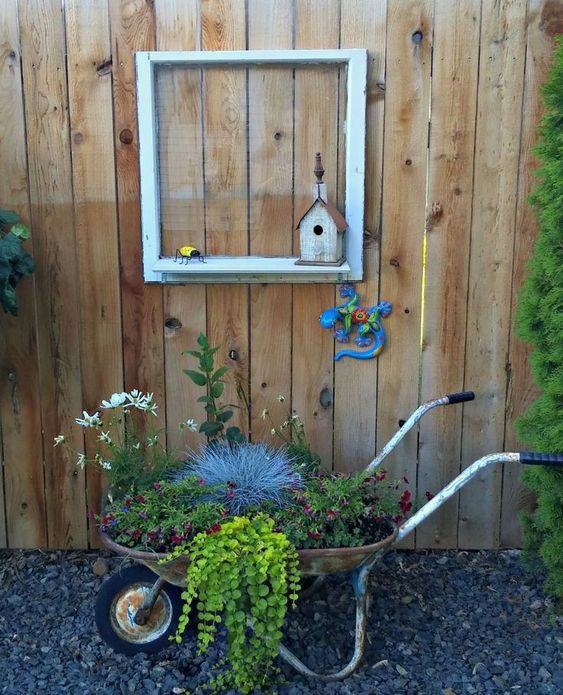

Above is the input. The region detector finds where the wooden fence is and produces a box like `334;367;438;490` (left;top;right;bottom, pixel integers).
0;0;560;550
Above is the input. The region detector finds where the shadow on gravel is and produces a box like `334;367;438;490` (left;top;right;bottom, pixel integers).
0;549;561;695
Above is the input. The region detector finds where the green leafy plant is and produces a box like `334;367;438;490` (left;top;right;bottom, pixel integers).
262;398;321;474
516;37;563;601
183;334;246;444
0;208;34;316
99;479;226;551
163;514;300;694
54;390;180;498
269;470;405;549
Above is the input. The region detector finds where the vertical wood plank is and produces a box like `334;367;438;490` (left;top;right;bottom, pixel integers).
155;0;206;454
248;1;294;442
377;0;432;545
0;0;45;548
65;0;124;547
19;0;87;548
501;0;556;547
201;0;249;436
292;0;340;467
417;0;481;548
334;0;387;473
109;0;166;432
459;0;528;549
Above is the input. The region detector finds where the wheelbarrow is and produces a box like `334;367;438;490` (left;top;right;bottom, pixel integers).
95;390;563;680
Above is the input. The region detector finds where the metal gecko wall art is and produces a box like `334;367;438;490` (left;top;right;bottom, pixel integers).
319;284;392;361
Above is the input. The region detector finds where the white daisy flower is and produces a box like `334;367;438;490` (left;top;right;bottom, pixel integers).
75;411;102;428
146;435;159;447
100;392;127;409
98;431;112;444
53;435;66;446
261;408;269;420
100;460;112;470
180;418;198;432
76;453;87;469
277;395;286;403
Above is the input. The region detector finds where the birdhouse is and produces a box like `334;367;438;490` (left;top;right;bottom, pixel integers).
295;153;347;266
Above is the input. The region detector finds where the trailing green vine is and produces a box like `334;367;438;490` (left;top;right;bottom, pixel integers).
162;514;301;693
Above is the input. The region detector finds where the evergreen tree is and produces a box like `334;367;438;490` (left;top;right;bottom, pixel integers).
516;36;563;600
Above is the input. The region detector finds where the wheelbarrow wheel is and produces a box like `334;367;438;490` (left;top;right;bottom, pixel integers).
95;565;185;655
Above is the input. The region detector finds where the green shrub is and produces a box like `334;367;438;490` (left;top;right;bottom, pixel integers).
516;36;563;600
0;209;34;316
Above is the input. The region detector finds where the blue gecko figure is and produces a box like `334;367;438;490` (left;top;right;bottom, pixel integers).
319;284;392;361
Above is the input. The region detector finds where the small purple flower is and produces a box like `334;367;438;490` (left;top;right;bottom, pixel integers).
110;518;119;526
121;505;130;513
138;511;148;520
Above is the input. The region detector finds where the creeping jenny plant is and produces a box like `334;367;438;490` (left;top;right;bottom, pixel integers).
163;514;301;694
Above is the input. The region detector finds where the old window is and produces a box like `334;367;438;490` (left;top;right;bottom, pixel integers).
136;49;367;283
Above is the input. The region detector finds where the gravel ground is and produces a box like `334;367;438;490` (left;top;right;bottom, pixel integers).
0;548;561;695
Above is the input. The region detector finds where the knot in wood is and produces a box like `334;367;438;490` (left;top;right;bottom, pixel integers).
119;128;133;145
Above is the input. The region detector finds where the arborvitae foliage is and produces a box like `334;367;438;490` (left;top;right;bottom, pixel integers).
516;37;563;600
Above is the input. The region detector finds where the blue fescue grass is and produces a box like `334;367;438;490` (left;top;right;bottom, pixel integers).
172;441;302;515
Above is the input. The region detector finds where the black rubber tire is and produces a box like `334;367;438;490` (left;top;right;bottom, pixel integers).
95;565;186;655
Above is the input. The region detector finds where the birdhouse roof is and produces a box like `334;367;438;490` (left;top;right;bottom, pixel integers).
295;197;347;232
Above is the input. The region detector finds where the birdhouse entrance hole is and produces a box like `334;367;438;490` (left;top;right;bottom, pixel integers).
314;225;324;236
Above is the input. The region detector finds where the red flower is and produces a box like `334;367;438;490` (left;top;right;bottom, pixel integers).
136;495;146;504
352;308;369;324
307;530;322;540
123;497;132;508
303;504;315;518
130;529;141;539
197;478;206;486
375;471;387;482
226;492;235;499
170;534;184;545
425;491;434;501
205;523;222;535
152;482;161;490
392;515;403;524
399;489;412;514
227;481;237;489
326;510;339;520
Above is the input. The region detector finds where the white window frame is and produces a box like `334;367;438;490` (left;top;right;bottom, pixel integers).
136;49;367;283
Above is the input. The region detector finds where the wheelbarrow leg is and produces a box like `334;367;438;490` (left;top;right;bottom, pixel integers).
133;576;167;626
279;565;371;681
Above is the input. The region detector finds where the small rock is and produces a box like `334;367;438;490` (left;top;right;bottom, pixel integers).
538;666;552;681
92;557;109;577
530;599;544;610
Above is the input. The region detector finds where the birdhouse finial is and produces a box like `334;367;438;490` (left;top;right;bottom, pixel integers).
314;152;324;183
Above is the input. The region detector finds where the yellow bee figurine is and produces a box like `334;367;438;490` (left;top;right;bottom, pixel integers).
175;246;205;264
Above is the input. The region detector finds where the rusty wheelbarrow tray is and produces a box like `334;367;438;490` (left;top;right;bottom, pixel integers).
96;391;563;681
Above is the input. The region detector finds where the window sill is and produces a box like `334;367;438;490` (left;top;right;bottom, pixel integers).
151;256;352;283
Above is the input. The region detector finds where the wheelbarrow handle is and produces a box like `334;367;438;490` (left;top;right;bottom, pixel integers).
520;451;563;466
365;391;475;472
395;450;563;543
445;391;475;404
